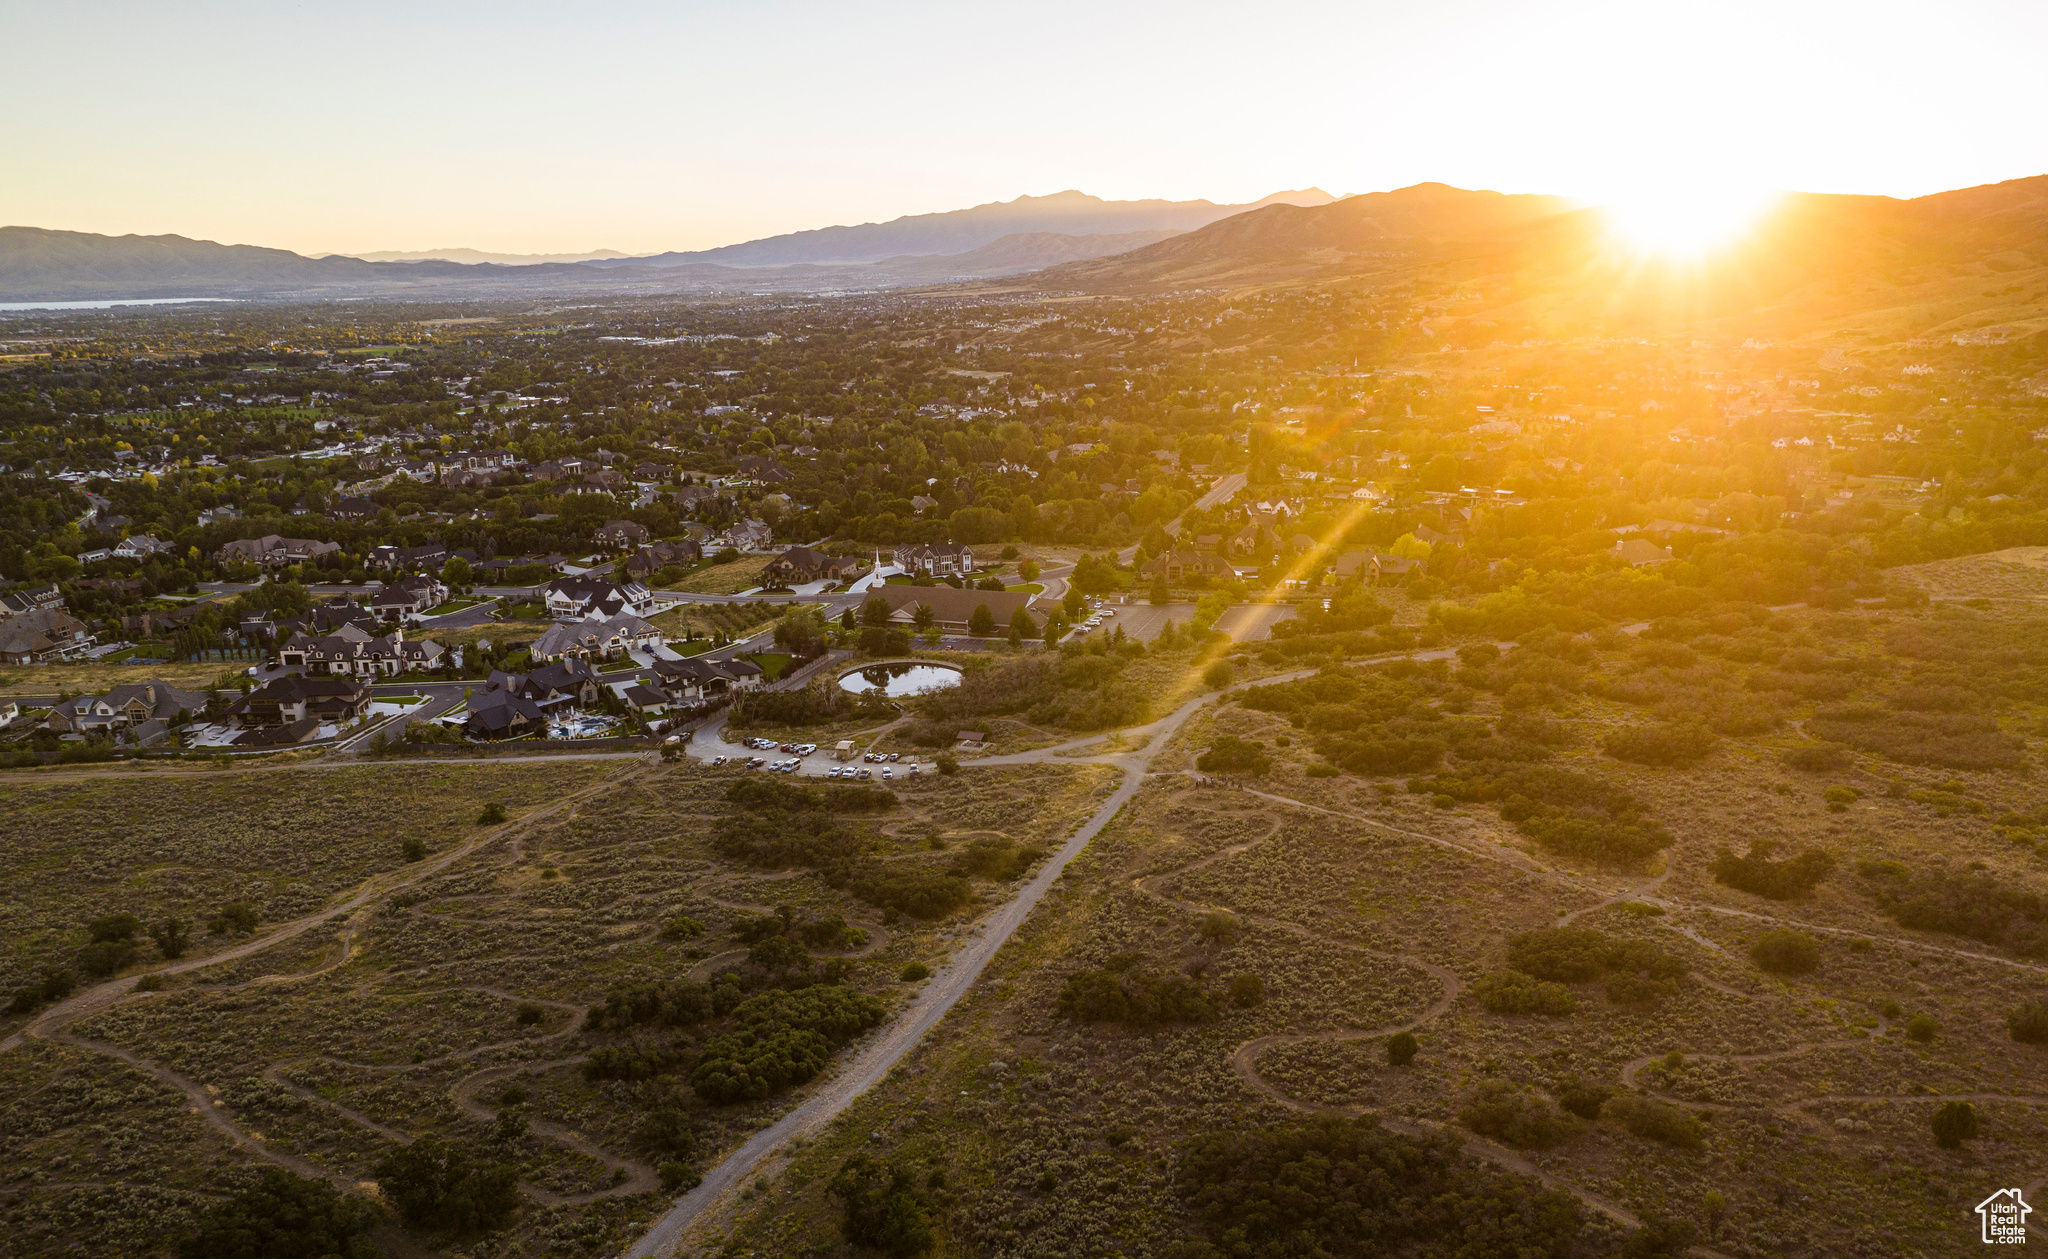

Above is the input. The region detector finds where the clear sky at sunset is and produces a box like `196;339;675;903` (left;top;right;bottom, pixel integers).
6;0;2045;257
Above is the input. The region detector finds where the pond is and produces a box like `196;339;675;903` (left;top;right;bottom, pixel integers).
838;662;963;697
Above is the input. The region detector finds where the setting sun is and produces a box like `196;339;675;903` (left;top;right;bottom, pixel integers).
1600;186;1782;260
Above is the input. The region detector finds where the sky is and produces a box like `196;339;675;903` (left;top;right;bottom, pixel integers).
6;0;2046;257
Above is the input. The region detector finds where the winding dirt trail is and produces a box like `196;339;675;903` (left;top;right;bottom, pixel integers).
1;761;665;1220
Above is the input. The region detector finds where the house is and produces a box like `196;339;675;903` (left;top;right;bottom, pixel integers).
861;584;1045;634
274;601;380;639
1327;551;1425;585
514;659;603;708
621;540;703;581
0;608;94;663
618;683;670;717
367;573;448;621
197;505;241;526
763;546;864;587
78;548;112;564
652;656;764;703
46;680;207;736
633;462;670;481
893;542;977;578
528;613;664;663
464;685;546;740
232;716;324;747
1227;523;1281;559
720;519;775;552
277;624;445;677
1141;550;1237;583
215;535;342;567
228;676;371;727
112;533;172;559
735;454;793;483
0;584;63;618
592;519;651;549
539;576;654;620
368;542;448;571
670;485;717;509
1613;538;1674;568
329;496;379;521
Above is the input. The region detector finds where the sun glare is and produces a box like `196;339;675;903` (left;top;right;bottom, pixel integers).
1600;186;1780;261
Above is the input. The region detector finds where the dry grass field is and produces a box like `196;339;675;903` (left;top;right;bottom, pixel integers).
711;602;2048;1259
0;756;1107;1258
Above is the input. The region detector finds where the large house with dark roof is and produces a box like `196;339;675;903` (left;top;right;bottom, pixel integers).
763;546;865;587
0;607;94;664
528;614;663;663
276;624;445;677
861;584;1045;634
540;576;654;620
228;676;371;728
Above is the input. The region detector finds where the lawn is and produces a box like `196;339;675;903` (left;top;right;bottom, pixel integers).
432;619;556;650
671;554;775;594
422;596;494;617
742;651;795;681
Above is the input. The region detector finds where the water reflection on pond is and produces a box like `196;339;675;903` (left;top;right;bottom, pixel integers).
838;663;963;697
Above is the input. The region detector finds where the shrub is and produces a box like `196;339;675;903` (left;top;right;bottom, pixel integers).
1058;965;1218;1028
1174;1115;1582;1258
1603;723;1718;766
935;754;959;776
1472;972;1577;1016
1197;736;1272;775
209;902;260;935
1781;742;1851;773
848;863;974;920
1412;762;1670;864
77;940;136;978
1459;1081;1583;1149
1904;1014;1938;1043
1822;784;1863;812
1867;866;2047;958
1709;842;1836;900
1228;974;1265;1007
1555;1076;1611;1119
149;916;192;959
660;916;706;940
1386;1031;1418;1066
950;838;1042;882
1203;660;1235;689
88;913;141;942
403;837;428;862
374;1136;521;1233
7;965;76;1014
828;1154;935;1257
514;1002;544;1026
1305;763;1340;778
1931;1100;1979;1148
2008;1002;2048;1045
1750;929;1821;975
587;978;716;1031
1806;704;2024;772
174;1167;379;1259
899;962;930;982
691;986;885;1104
1605;1093;1704;1149
477;802;507;825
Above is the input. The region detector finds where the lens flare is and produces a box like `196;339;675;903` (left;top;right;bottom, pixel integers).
1601;186;1780;261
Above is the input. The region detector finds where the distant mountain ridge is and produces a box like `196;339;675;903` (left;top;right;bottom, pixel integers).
331;247;634;265
589;189;1335;268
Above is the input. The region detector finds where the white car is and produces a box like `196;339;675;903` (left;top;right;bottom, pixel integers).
882;768;893;779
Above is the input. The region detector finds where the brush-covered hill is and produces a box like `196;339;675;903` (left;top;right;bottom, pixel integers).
1024;178;2048;342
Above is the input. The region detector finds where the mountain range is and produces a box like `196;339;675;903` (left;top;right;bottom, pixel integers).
3;179;2045;343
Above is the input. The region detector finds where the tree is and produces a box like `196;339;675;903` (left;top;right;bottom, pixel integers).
828;1154;934;1256
1749;929;1820;975
174;1167;378;1259
374;1135;521;1232
862;595;893;627
478;802;507;825
150;916;192;959
1701;1190;1729;1241
443;556;473;587
911;602;936;631
968;603;996;637
1932;1100;1979;1148
1042;614;1067;644
1150;572;1171;605
1062;587;1087;619
1009;606;1038;639
774;609;827;658
1386;1031;1418;1065
1018;558;1040;583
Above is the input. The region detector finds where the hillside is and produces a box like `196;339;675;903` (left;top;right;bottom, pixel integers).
1025;177;2048;341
